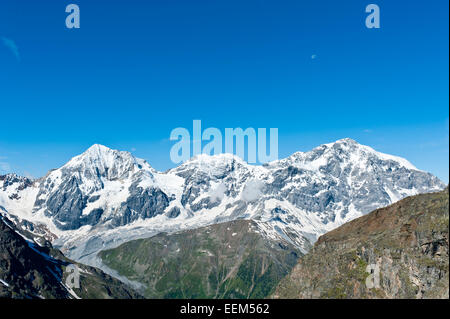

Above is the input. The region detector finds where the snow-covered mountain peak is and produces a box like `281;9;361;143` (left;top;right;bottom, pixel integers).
34;144;155;201
63;144;151;178
86;143;112;154
0;139;445;263
327;137;358;146
323;138;418;170
170;153;251;178
273;138;418;173
22;145;162;231
0;173;35;188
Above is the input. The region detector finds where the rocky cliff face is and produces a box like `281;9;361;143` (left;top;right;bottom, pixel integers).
99;219;300;299
274;188;449;299
31;144;169;230
0;214;141;299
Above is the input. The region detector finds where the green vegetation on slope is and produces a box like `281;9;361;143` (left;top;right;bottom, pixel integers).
99;220;300;298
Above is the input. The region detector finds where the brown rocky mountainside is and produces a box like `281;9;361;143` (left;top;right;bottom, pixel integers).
274;187;449;299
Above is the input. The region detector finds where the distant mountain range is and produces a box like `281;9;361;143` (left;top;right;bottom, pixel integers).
0;138;446;298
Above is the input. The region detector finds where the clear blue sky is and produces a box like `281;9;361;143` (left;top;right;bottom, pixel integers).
0;0;448;182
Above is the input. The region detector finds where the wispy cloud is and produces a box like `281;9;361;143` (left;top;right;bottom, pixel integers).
0;161;11;173
1;36;20;61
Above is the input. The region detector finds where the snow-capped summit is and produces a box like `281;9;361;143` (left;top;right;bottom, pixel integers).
64;144;153;180
0;139;445;266
172;152;251;180
274;138;418;172
26;144;167;231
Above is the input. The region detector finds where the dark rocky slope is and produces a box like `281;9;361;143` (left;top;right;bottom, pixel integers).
274;188;449;299
0;215;141;299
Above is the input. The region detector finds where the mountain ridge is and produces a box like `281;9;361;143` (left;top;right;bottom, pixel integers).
0;139;445;274
0;213;142;299
273;187;449;298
